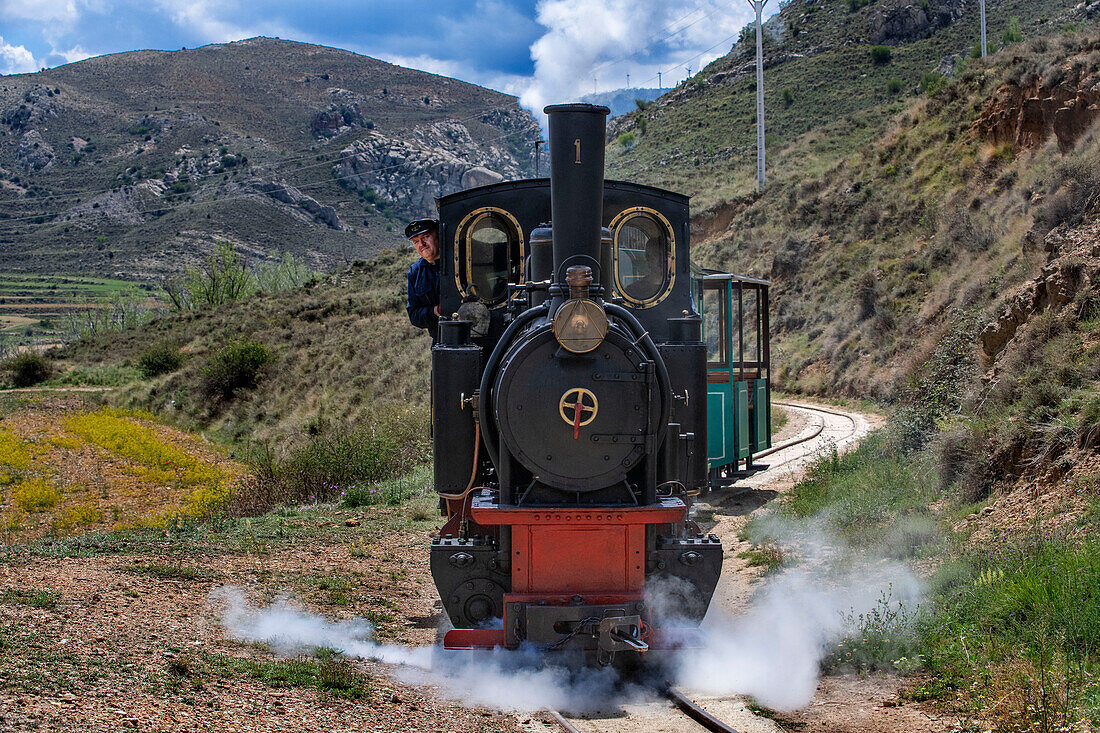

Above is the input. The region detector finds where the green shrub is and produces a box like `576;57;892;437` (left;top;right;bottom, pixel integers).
920;71;948;96
201;341;272;399
917;533;1100;729
1002;16;1023;44
870;46;893;66
137;342;184;378
244;409;430;511
617;131;635;149
887;77;903;94
781;87;794;107
3;352;51;387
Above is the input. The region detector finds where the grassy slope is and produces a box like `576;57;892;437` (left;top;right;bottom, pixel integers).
608;0;1081;208
52;248;430;448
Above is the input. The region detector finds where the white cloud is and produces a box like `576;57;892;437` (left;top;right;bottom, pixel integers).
154;0;266;42
373;52;530;97
520;0;755;119
51;45;93;64
2;0;80;24
0;36;39;74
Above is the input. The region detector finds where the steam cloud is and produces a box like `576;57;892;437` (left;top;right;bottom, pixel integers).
519;0;749;120
213;514;922;714
211;586;644;713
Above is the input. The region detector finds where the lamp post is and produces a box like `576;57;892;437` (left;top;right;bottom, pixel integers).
746;0;769;191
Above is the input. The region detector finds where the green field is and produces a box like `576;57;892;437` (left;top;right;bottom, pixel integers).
0;274;163;354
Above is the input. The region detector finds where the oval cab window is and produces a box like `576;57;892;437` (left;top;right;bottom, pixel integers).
610;207;675;308
454;207;525;306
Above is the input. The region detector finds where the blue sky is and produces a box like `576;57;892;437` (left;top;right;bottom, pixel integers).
0;0;777;110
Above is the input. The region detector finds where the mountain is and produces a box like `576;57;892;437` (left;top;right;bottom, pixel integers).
579;87;666;117
0;37;540;279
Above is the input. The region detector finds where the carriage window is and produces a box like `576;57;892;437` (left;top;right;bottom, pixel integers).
741;288;759;366
611;208;675;308
455;208;524;306
703;285;726;367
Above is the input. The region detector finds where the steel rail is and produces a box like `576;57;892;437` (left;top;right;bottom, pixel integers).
549;709;585;733
747;401;860;471
666;687;743;733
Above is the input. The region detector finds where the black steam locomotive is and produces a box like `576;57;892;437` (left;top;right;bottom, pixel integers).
429;104;723;665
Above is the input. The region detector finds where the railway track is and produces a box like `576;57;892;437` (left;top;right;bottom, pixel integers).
747;401;862;475
550;686;750;733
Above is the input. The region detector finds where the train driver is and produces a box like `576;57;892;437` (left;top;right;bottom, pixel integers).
405;218;442;341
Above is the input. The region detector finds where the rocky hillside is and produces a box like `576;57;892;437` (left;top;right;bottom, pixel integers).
0;38;539;279
607;0;1091;208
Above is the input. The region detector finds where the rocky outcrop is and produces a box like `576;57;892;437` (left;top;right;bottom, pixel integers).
1;85;59;132
976;56;1100;153
249;179;344;230
334;120;534;218
311;88;373;137
867;0;963;45
18;130;54;171
980;222;1100;361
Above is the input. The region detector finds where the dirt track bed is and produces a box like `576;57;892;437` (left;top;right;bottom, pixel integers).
0;512;521;732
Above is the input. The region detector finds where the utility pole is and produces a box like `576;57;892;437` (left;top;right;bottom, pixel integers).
626;73;630;88
593;77;598;94
979;0;987;57
658;71;662;89
746;0;769;191
535;140;548;177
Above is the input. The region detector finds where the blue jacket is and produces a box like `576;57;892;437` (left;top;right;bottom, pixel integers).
406;257;440;337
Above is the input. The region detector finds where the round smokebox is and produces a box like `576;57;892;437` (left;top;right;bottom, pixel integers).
493;325;652;492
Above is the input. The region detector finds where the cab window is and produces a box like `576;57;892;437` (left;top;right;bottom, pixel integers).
456;208;524;306
611;208;674;307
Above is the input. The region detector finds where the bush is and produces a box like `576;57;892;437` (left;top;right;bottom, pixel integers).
887;77;903;94
14;478;60;511
3;352;51;387
201;341;272;399
781;87;794;107
616;131;635;149
243;408;430;512
1002;16;1023;44
137;342;184;378
870;46;893;65
920;72;948;96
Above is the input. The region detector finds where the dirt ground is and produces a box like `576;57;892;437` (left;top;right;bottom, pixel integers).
0;397;958;733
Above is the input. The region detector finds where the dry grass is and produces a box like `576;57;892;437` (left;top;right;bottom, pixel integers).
0;397;248;542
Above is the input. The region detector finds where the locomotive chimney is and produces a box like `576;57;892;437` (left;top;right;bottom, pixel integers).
544;103;610;290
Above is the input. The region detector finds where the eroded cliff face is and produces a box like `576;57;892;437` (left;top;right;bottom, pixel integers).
976;53;1100;152
981;219;1100;362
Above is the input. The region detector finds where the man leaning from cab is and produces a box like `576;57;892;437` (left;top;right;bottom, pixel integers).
405;218;442;341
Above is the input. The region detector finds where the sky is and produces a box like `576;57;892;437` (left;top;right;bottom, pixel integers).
0;0;779;115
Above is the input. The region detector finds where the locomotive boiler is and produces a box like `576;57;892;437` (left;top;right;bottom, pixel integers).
429;104;722;665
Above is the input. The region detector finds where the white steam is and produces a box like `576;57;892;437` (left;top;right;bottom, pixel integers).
520;0;750;118
211;586;643;713
212;518;925;715
673;515;924;711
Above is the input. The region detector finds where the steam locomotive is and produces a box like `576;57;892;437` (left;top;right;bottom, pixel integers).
428;104;769;665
